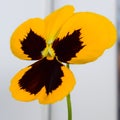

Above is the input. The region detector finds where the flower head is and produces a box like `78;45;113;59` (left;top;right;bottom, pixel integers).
10;5;117;104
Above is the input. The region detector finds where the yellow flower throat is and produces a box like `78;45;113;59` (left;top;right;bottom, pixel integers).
42;43;55;60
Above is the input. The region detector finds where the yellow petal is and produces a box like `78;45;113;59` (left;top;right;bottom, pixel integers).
10;18;46;60
44;5;74;41
56;12;117;64
10;58;76;104
10;66;37;101
38;63;76;104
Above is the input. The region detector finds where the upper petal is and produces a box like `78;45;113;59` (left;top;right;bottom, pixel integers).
44;5;74;41
54;12;117;64
10;18;46;60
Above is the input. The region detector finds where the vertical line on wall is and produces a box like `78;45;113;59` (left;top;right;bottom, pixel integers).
44;0;54;16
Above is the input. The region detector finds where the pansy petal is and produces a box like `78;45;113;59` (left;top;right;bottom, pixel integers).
10;18;46;60
38;60;76;104
10;58;76;104
53;12;116;64
10;66;37;101
44;5;74;41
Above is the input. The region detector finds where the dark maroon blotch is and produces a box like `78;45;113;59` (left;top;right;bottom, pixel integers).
52;29;85;62
20;29;46;60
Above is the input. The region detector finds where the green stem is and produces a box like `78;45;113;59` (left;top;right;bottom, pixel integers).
66;94;72;120
66;64;72;120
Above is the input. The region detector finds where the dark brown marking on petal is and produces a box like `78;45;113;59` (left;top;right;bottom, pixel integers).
52;29;85;62
20;29;46;60
19;58;63;95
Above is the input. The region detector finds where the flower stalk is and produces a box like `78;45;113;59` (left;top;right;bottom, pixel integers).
66;64;72;120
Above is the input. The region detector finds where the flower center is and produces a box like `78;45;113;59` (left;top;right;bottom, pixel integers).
42;44;55;60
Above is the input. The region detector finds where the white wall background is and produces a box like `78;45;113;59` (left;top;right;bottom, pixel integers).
0;0;117;120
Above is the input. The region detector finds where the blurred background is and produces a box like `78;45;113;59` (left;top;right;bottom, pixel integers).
0;0;117;120
117;0;120;120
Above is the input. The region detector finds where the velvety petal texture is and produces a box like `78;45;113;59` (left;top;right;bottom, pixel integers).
10;18;45;60
52;29;85;62
56;12;117;64
10;58;75;104
10;5;116;104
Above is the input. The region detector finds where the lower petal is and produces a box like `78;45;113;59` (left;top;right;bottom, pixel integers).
10;58;76;104
10;66;37;101
38;64;76;104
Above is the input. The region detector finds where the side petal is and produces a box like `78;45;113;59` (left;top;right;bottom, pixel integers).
10;58;76;104
54;12;117;64
10;18;46;60
52;29;85;63
44;5;74;41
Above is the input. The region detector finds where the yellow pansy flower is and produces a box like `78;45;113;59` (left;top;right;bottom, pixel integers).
10;5;117;104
